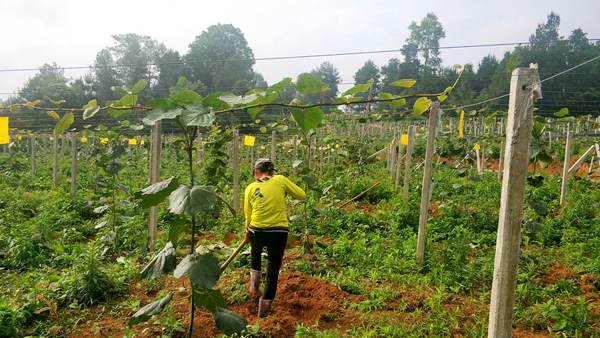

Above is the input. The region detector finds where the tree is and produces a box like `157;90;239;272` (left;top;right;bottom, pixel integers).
475;55;499;92
380;58;402;94
406;13;446;72
92;34;166;102
185;24;255;93
310;61;341;102
18;63;92;108
354;60;380;86
155;49;191;96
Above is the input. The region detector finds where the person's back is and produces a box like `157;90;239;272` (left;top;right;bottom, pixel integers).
243;159;305;317
244;175;306;231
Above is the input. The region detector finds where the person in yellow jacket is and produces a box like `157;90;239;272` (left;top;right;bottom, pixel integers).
244;158;305;317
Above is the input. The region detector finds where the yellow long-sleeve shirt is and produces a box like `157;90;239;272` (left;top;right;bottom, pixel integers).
244;175;306;230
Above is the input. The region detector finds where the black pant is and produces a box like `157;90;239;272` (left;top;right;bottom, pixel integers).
249;231;288;300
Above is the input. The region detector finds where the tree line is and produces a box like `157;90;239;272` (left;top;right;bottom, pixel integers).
3;12;600;130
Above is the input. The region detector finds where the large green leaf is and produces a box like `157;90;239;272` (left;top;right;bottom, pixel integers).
179;106;215;127
342;82;371;96
219;93;258;107
135;176;180;209
413;97;432;116
142;109;183;126
193;288;226;313
269;77;292;93
54;112;74;135
213;309;247;335
296;73;330;94
168;185;217;216
131;79;148;95
149;98;176;111
128;293;172;327
47;110;60;121
554;107;569;117
140;242;176;279
391;79;416;88
83;99;100;120
290;107;324;133
170;90;203;106
173;254;219;288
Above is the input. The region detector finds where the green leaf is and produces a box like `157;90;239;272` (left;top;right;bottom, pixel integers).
168;185;218;216
131;79;148;95
268;78;292;93
111;86;130;96
142;109;183;126
292;160;303;168
94;205;110;214
193;288;226;313
290;107;324;133
342;83;371;96
54;112;74;134
149;98;175;111
135;176;180;209
413;97;432;116
168;216;188;248
528;199;548;216
259;127;268;134
83;99;100;120
129;293;172;327
537;151;553;167
203;92;227;110
170;90;203;106
109;95;136;118
391;79;416;88
555;116;576;123
437;95;448;102
130;124;144;131
213;309;247;335
140;242;176;279
219;93;258;107
296;73;330;94
179;106;215;127
173;254;219;288
554;107;569;117
47;111;60;121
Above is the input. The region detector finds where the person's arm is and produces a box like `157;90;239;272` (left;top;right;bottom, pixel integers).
281;176;306;200
243;185;253;227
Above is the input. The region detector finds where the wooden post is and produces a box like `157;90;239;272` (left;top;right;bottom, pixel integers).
394;131;404;190
416;102;439;266
148;122;162;252
52;134;59;188
488;65;540;338
70;133;78;200
403;126;416;201
497;139;504;181
559;126;572;207
30;135;36;176
231;129;240;216
475;147;483;175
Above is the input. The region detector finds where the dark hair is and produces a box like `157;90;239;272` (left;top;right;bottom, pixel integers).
254;158;275;174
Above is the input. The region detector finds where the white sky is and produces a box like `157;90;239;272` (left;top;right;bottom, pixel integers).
1;0;599;98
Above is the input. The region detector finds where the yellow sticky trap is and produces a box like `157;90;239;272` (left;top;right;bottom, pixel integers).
473;144;481;150
400;134;409;145
17;135;22;141
0;117;9;145
458;110;465;139
128;138;137;145
244;135;255;147
260;145;266;150
80;137;88;143
335;144;340;149
140;139;145;145
100;137;109;144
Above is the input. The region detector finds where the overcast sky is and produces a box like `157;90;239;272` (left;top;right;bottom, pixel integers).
1;0;599;98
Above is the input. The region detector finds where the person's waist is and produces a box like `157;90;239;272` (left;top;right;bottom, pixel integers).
248;224;289;233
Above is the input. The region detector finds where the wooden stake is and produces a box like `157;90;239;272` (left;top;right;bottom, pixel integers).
270;131;276;164
559;126;572;206
403;125;416;202
70;133;78;200
488;65;540;338
416;102;439;266
148;122;162;252
394;131;404;190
